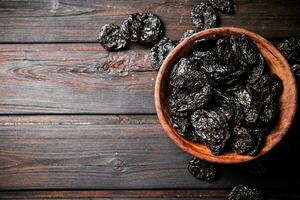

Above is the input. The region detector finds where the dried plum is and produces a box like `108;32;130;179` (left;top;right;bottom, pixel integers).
216;36;237;65
228;185;263;200
121;13;164;43
191;2;218;30
213;92;235;122
208;0;234;14
292;64;300;85
188;157;217;181
175;85;214;112
231;33;259;67
170;115;191;138
247;54;265;84
170;58;208;91
258;97;278;127
191;109;230;155
180;29;197;41
232;126;255;155
277;37;300;64
149;37;175;70
97;24;128;51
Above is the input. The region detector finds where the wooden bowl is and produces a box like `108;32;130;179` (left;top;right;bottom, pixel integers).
154;27;297;164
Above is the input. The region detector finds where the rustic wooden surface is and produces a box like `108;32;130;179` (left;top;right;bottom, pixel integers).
0;0;300;199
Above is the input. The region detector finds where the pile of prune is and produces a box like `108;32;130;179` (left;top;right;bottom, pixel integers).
228;185;263;200
98;13;164;52
169;33;282;156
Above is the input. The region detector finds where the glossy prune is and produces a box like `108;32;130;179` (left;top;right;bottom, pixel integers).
277;37;300;64
121;13;164;43
191;2;218;30
97;24;128;51
188;157;217;181
149;37;175;70
208;0;234;14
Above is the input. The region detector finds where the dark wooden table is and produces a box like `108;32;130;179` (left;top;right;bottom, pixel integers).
0;0;299;199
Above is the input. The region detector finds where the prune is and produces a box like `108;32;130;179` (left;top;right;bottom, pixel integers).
216;36;237;65
247;54;265;84
258;97;278;127
149;37;175;70
121;13;164;43
97;24;128;51
175;85;214;112
231;33;259;67
213;92;235;122
191;109;230;155
277;37;300;64
249;73;282;99
170;115;191;138
169;91;190;117
180;29;197;41
191;2;218;30
170;58;208;91
228;185;263;200
232;126;257;155
188;157;217;181
192;35;218;51
208;0;234;14
233;88;253;108
244;101;262;127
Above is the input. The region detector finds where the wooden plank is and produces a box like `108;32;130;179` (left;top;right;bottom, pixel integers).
0;0;299;43
0;43;156;114
0;115;299;190
0;189;298;200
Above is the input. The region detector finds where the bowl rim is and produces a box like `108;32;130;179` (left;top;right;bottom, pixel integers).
154;27;298;164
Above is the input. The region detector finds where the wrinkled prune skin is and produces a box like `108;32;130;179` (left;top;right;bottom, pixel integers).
233;88;253;109
180;29;197;41
213;91;235;122
97;24;128;51
191;109;230;155
191;2;218;30
232;126;255;155
208;0;234;14
121;13;164;43
149;37;175;70
216;36;237;65
188;157;217;181
170;115;191;138
170;58;208;91
249;73;282;99
175;85;214;112
258;97;278;127
231;34;259;67
228;185;263;200
244;101;262;127
277;37;300;64
247;54;265;84
292;64;300;85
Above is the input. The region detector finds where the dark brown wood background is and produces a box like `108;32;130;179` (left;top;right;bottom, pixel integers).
0;0;299;199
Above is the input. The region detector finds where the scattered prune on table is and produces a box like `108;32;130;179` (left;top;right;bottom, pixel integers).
188;157;217;181
208;0;234;14
228;185;263;200
277;37;300;64
180;29;197;41
231;33;259;67
121;12;164;43
149;37;175;70
191;2;218;30
191;109;230;155
97;24;128;51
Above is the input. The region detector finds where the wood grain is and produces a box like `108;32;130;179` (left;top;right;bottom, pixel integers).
0;0;299;43
0;115;299;190
0;43;156;114
0;189;298;200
